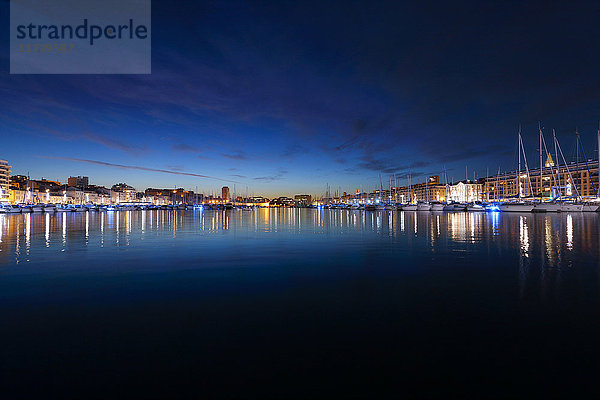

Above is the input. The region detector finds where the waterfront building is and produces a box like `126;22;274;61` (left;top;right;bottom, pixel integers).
393;176;447;203
294;194;312;207
222;186;230;202
449;180;483;203
9;174;28;190
112;183;136;193
68;176;89;188
144;188;195;204
248;196;270;207
28;178;62;192
271;197;294;207
66;187;86;204
482;159;600;201
0;159;11;201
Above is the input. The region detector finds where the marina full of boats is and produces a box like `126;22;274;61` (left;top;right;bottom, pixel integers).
315;200;600;212
2;199;600;213
0;203;193;214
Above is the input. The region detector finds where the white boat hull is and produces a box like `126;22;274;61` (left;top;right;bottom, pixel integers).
499;203;534;212
466;205;485;212
430;203;444;211
401;205;418;211
560;204;583;212
417;203;432;211
581;204;600;212
532;203;561;212
533;203;583;212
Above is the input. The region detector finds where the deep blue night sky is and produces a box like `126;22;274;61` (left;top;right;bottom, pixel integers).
2;0;600;196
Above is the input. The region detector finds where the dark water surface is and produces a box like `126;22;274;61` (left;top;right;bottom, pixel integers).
1;209;600;398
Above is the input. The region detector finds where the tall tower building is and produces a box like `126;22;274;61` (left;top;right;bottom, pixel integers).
0;159;11;201
222;186;230;201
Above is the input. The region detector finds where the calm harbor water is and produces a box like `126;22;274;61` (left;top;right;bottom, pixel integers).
2;209;600;397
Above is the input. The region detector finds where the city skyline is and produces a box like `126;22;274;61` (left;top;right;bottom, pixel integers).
3;1;600;196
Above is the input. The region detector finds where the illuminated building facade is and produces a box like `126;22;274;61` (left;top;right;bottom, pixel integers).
449;181;482;203
294;194;312;207
222;186;230;202
68;176;89;188
145;188;195;204
482;158;600;201
393;176;447;203
1;160;12;201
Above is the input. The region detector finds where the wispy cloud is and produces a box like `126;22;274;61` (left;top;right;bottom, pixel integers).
253;168;288;182
83;132;146;155
222;151;249;160
171;143;203;152
40;157;240;183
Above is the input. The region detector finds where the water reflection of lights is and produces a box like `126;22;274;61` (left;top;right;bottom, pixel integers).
519;216;529;257
400;211;405;232
491;211;499;235
101;212;104;247
470;213;475;243
62;213;66;248
544;217;553;262
126;211;132;234
224;211;230;231
448;213;468;241
0;210;596;287
566;214;573;250
85;211;90;245
414;214;417;235
15;217;21;262
45;212;50;247
25;213;31;254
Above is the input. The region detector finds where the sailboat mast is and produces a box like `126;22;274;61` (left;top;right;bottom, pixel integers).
520;133;535;197
444;167;448;202
486;167;489;202
394;173;397;203
496;166;501;202
539;122;543;201
408;168;412;203
379;174;382;203
576;128;580;163
555;131;579;198
554;129;561;200
518;126;522;198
